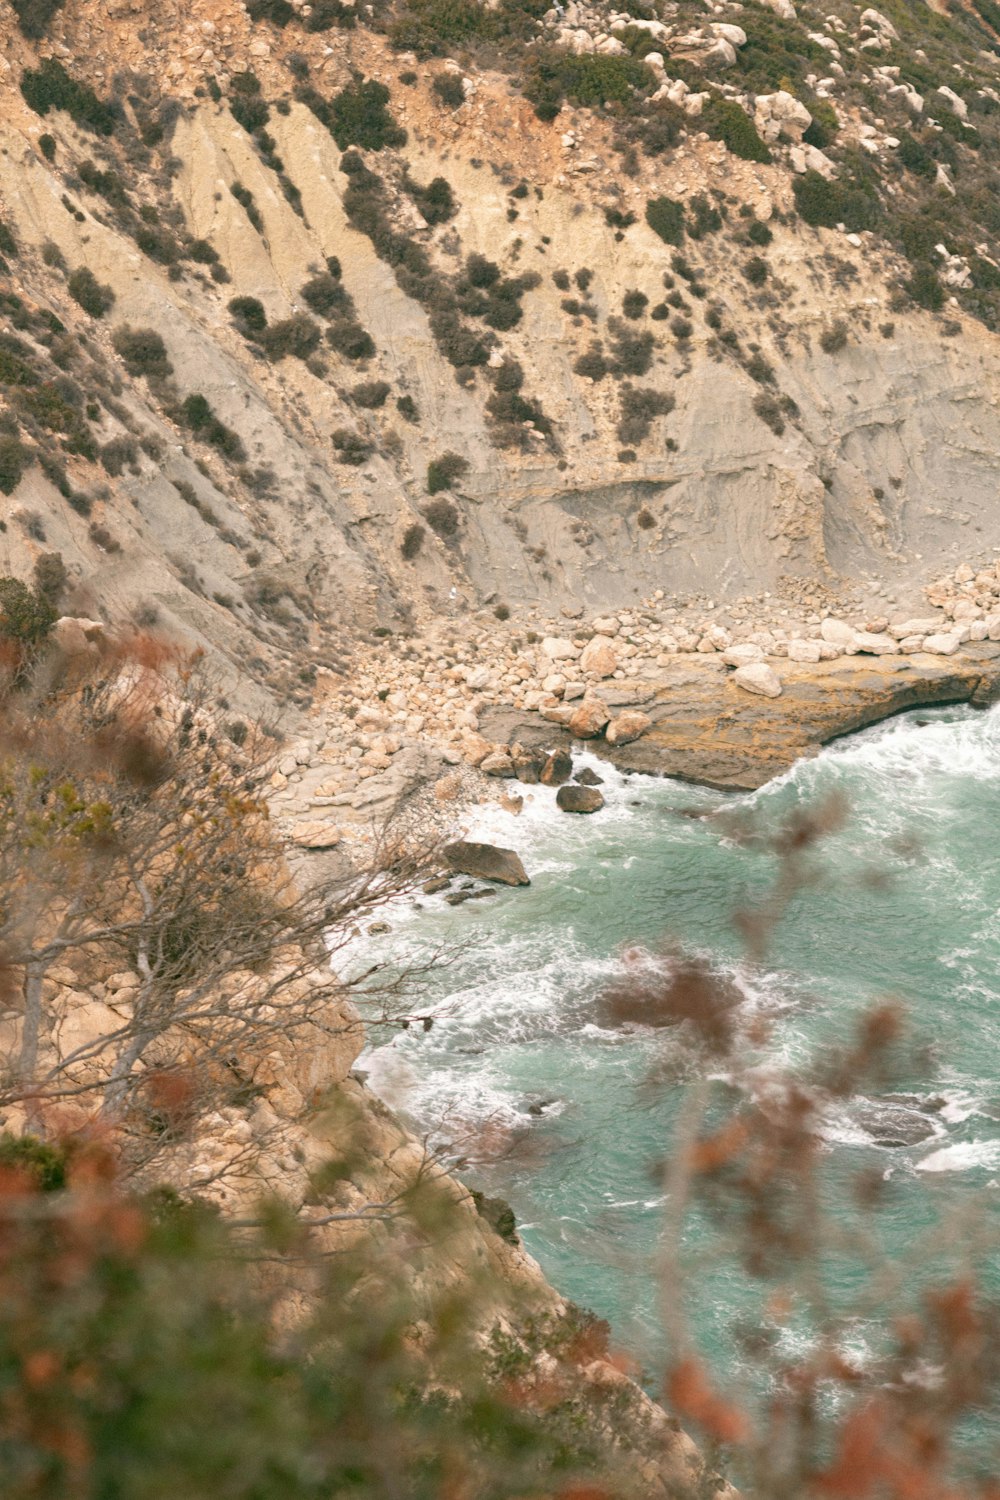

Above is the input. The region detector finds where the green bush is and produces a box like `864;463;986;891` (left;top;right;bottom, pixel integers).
331;427;373;465
574;344;608;381
350;380;391;408
622;289;648;319
607;319;654;377
616;385;674;446
753;391;785;435
301;273;350;318
423;496;460;535
228;295;268;334
261;315;322;361
747;217;773;247
432;73;466;109
0;436;31;496
645;196;685;246
230;182;264;233
0;575;58;646
702;98;771;164
246;0;295;22
406;175;457;225
427;451;469;494
180;393;246;463
67;267;115;319
792;170;879;232
20;59;117;135
10;0;66;39
904;263;946;311
301;75;406;151
744;256;769;287
327;320;376;361
897;133;936;178
38;133;56;161
400;521;425;558
113;327;172;380
523;48;651;120
819;320;849;353
0;219;17;259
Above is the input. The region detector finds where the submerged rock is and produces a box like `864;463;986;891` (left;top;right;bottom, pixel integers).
443;840;530;885
556;784;605;813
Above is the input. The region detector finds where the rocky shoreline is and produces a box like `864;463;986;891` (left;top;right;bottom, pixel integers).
269;560;1000;858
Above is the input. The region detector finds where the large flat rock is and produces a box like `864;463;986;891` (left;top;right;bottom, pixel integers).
481;647;1000;792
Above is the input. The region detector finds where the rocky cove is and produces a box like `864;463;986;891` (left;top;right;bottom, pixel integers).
270;556;1000;866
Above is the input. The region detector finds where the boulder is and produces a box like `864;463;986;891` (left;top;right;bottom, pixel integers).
574;767;604;786
755;89;812;144
291;821;341;849
786;639;822;663
52;616;105;656
851;631;897;655
540;749;573;785
889;618;943;639
820;618;857;646
579;637;618;677
480;751;515;777
605;709;652;745
443;841;530;886
721;643;765;667
922;633;963;656
556;784;605;814
569;698;611;739
540;636;578;661
732;663;782;698
512;749;546;783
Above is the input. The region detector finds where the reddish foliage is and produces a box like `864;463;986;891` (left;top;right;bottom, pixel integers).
601;951;741;1055
666;1357;751;1444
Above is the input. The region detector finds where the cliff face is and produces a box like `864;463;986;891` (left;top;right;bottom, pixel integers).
2;0;1000;719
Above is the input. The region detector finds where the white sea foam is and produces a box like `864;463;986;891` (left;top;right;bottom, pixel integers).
916;1140;1000;1173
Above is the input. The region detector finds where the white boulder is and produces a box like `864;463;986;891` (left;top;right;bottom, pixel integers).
733;663;782;698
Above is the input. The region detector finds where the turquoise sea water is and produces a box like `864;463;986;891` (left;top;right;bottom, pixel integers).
359;703;1000;1474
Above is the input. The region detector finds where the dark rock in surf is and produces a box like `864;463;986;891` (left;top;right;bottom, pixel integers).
556;784;605;814
443;840;530;886
540;749;573;786
574;767;604;786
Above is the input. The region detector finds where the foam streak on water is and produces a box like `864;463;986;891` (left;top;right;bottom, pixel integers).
356;705;1000;1453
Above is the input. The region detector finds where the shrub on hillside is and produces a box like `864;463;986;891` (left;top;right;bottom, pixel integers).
744;256;769;287
301;75;406;151
113;327;172;380
261;315;321;361
622;289;649;319
792;170;879;232
0;436;31;496
180;394;246;463
246;0;295;22
10;0;66;39
427;452;469;494
616;386;674;446
703;98;771;164
0;575;57;646
67;267;115;319
400;521;425;559
20;59;117;135
646;196;685;246
423;496;460;536
230;183;264;233
300;273;350;319
350;380;391;408
331;427;373;465
405;174;456;225
607;319;654;377
753;391;785;435
904;263;946;311
228;296;268;335
327;319;376;361
432;73;466;109
819;320;849;353
574;343;608;381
